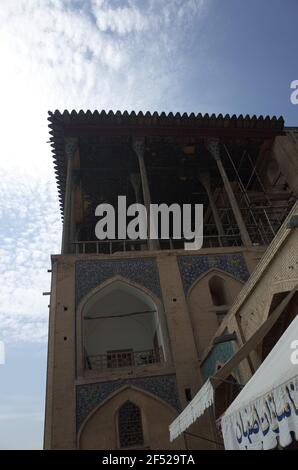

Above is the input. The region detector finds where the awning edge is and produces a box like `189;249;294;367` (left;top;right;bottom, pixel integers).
169;379;214;441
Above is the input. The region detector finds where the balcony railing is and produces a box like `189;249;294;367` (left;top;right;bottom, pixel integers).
73;239;148;254
85;348;163;371
72;232;243;254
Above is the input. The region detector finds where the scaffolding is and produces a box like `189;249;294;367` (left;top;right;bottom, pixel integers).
220;144;295;246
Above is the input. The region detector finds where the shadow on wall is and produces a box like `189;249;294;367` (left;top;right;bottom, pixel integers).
188;270;243;356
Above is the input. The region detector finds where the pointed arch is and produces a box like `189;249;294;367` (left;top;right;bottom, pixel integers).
187;267;245;299
76;276;171;375
187;269;244;356
77;274;162;315
77;385;183;450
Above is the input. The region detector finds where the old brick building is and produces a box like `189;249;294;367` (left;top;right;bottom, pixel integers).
44;110;298;449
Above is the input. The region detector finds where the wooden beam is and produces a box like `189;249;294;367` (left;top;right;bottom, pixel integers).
63;125;285;140
210;284;298;388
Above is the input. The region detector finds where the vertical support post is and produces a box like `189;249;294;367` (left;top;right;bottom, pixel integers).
69;179;77;253
130;173;142;204
207;139;252;247
133;139;159;250
130;173;148;250
62;138;78;254
199;172;225;246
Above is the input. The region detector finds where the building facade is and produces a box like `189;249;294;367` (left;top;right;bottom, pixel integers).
44;111;298;449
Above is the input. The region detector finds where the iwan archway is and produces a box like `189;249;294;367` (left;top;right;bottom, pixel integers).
78;279;168;374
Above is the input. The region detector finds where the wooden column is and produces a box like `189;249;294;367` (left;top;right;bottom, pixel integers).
62;138;78;254
199;172;225;246
133;139;159;250
69;174;79;252
130;173;142;203
130;173;147;250
207;138;252;247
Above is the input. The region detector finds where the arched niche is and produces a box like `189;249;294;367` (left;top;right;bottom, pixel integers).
208;275;229;307
78;386;184;450
187;269;243;356
77;277;170;374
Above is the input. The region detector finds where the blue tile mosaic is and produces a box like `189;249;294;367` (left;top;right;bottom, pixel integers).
201;340;236;381
76;374;180;431
177;253;249;295
75;258;161;307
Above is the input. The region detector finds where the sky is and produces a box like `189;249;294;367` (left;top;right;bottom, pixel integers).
0;0;297;449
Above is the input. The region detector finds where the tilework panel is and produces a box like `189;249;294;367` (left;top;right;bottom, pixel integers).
177;253;249;295
75;258;161;307
201;340;235;381
76;374;180;431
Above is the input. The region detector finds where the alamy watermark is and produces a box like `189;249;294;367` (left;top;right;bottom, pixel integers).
95;196;204;250
290;339;298;365
290;80;298;104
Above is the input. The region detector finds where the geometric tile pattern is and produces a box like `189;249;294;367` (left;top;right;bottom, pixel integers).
76;374;180;431
75;257;161;307
177;252;250;296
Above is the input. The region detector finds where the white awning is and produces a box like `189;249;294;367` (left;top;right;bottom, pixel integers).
169;378;214;442
169;289;298;444
222;315;298;450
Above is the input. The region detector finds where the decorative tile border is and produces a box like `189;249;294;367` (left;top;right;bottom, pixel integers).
76;374;180;431
75;257;161;307
177;253;250;295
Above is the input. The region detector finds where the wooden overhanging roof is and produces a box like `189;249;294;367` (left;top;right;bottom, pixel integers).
48;110;285;215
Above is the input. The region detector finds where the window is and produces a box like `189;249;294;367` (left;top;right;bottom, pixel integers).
118;401;144;448
107;349;134;368
209;275;228;306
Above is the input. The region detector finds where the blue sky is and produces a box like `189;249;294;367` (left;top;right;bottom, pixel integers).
0;0;297;449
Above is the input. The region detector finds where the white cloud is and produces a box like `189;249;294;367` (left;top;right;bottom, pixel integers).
0;0;208;343
0;168;61;343
92;1;148;34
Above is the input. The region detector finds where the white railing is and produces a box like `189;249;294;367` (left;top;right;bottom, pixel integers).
85;348;163;370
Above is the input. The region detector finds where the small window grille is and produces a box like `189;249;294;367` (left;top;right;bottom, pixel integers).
118;401;144;448
107;349;134;368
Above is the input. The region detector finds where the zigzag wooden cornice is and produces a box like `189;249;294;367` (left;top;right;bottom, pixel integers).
48;109;285;217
